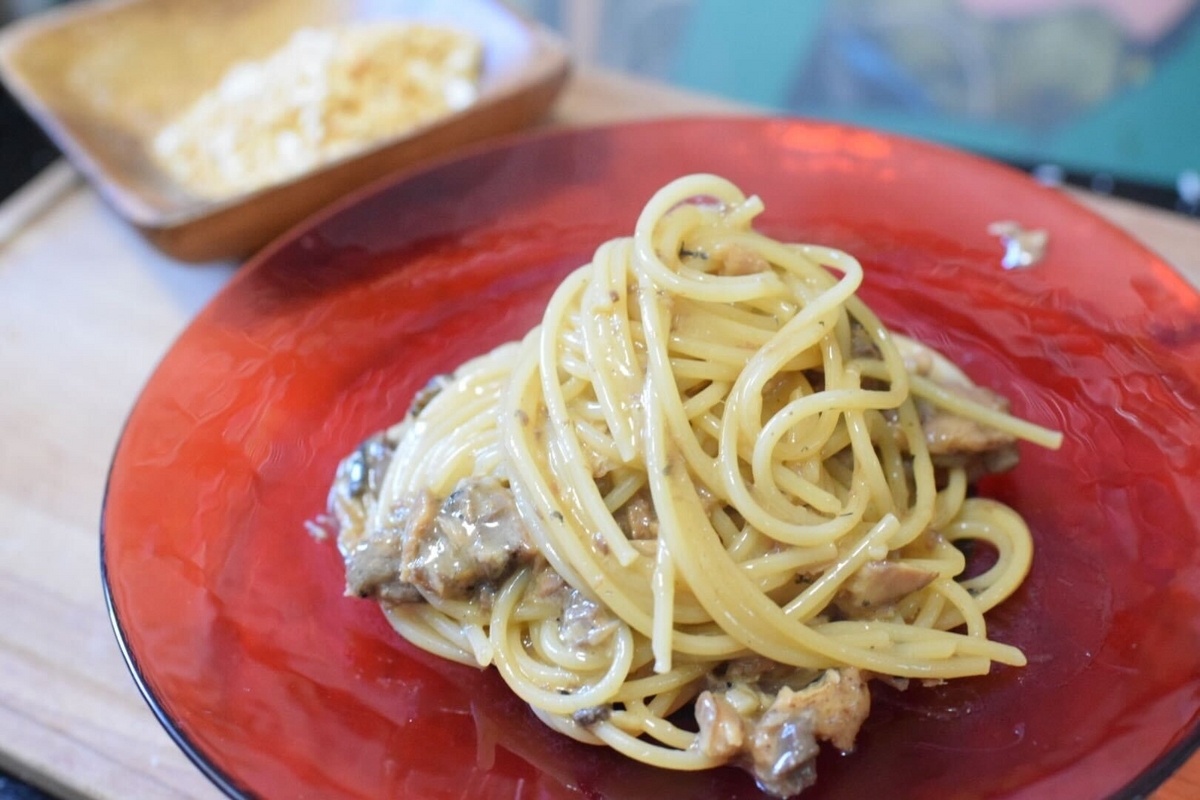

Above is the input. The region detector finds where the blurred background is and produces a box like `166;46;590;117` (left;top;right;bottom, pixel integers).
514;0;1200;211
4;0;1199;212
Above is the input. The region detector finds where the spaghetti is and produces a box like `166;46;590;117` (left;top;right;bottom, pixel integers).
327;174;1062;797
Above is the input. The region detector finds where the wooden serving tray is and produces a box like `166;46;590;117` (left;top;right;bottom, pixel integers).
0;0;570;262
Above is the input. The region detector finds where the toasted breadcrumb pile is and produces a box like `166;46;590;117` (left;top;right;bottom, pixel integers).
153;23;481;199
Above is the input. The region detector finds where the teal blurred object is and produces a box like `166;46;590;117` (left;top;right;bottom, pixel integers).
648;0;1199;197
668;0;827;108
1049;24;1200;186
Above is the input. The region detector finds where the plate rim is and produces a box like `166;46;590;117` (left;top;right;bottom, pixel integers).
99;492;255;800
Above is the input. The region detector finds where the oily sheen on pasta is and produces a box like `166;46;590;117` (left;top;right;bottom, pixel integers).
327;174;1062;797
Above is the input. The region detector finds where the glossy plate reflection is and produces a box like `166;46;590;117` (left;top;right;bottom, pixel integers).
102;118;1200;800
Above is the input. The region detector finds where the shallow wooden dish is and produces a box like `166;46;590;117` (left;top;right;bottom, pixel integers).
0;0;570;262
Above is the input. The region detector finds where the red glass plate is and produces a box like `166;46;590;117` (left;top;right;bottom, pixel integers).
102;118;1200;800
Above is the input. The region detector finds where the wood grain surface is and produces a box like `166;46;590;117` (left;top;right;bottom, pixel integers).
0;67;1197;800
